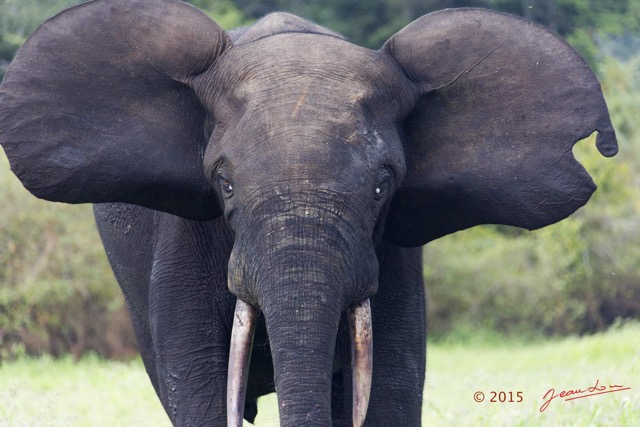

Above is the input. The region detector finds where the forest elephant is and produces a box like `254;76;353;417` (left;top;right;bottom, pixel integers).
0;0;617;426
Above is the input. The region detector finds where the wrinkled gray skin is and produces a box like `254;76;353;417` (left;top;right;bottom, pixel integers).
0;0;618;426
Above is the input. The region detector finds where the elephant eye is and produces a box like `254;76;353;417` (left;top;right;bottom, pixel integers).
374;176;391;201
219;176;234;196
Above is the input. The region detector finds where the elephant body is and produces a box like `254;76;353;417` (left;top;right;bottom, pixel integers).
94;203;425;424
0;1;617;426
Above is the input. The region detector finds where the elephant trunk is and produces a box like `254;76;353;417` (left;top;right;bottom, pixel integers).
262;285;341;426
227;294;373;427
226;190;376;425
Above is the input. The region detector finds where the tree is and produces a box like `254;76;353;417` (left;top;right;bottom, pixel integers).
230;0;640;63
0;0;249;79
0;0;87;77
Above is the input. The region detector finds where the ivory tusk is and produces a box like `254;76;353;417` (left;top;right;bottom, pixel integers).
227;299;258;427
348;298;373;427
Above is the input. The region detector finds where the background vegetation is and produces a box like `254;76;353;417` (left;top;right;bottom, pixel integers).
1;0;640;359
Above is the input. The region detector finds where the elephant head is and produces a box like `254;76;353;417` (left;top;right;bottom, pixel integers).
0;0;617;425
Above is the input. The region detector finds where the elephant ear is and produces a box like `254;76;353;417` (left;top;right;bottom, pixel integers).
382;8;618;247
0;0;230;219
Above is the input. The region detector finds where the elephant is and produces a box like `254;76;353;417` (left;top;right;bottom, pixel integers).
0;0;618;426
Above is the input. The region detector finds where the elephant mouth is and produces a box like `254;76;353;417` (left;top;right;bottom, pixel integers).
226;298;373;427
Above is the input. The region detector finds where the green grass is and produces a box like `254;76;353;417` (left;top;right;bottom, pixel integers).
421;321;640;427
0;322;638;426
0;354;170;427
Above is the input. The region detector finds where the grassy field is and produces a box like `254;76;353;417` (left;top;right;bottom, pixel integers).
0;322;637;426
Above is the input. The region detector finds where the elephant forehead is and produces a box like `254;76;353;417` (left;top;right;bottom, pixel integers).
225;123;377;183
200;33;411;184
213;34;408;106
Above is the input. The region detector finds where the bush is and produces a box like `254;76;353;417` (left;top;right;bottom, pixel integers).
0;151;136;360
424;56;640;338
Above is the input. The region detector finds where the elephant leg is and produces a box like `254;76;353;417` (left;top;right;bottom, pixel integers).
366;242;426;426
149;214;235;426
93;204;160;391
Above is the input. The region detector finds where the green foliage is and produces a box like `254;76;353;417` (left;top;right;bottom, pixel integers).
0;0;87;76
231;0;640;55
2;0;638;62
184;0;254;29
0;151;136;360
0;0;250;78
598;56;640;154
424;59;640;338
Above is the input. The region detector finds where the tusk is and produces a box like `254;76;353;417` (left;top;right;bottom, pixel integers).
227;299;258;427
348;299;373;427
